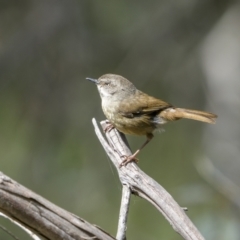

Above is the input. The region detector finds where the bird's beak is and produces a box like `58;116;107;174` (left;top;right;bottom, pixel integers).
86;77;98;84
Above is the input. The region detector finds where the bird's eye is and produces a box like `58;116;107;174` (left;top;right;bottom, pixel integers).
105;82;110;86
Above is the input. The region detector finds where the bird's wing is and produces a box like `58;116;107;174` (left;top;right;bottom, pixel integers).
119;91;172;118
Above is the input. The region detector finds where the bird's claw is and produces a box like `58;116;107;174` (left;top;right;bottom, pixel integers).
103;122;114;133
119;155;139;167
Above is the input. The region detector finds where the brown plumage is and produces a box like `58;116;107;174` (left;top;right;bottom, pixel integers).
160;108;216;123
87;74;217;166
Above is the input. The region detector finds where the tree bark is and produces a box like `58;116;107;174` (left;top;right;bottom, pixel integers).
0;172;115;240
93;119;205;240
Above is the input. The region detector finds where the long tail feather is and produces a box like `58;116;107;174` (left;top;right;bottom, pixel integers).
160;107;217;124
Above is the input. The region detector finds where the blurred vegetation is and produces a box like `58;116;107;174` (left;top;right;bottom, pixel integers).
0;0;240;239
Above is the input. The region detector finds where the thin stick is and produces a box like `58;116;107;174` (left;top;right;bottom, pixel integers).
0;222;20;240
116;185;131;240
0;212;41;240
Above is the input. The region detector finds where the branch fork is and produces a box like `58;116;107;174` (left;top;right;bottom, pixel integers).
92;118;205;240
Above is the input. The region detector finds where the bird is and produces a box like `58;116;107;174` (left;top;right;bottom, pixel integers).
87;74;217;166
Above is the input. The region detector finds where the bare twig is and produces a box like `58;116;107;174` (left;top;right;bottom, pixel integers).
0;172;115;240
0;221;21;240
0;212;41;240
116;185;131;240
92;118;205;240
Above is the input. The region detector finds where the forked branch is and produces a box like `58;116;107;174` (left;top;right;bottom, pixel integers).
92;118;205;240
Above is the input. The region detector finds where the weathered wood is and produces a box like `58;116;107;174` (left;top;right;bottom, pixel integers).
0;172;115;240
116;184;131;240
92;118;205;240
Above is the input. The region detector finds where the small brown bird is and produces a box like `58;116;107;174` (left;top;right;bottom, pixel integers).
87;74;217;166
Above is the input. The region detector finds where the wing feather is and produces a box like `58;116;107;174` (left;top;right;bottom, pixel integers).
118;90;171;118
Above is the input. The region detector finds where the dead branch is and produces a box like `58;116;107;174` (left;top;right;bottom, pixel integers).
0;172;115;240
92;118;205;240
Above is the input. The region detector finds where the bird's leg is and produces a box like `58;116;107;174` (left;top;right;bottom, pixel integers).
120;133;154;167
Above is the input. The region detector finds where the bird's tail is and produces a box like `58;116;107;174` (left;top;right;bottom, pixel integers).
160;107;217;124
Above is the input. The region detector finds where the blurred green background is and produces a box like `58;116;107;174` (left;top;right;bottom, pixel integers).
1;0;240;239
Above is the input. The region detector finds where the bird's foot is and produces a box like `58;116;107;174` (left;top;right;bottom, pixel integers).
103;121;115;133
119;155;139;167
